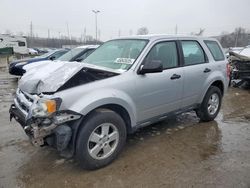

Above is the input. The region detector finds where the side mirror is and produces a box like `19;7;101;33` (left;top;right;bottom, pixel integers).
49;56;56;61
139;60;163;74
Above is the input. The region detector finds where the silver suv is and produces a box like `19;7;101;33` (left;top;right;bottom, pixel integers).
10;35;229;169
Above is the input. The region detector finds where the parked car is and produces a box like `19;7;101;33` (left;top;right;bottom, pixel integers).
225;47;244;58
239;47;250;57
9;49;69;76
23;45;98;72
10;35;229;170
57;45;98;62
33;48;49;54
28;48;38;55
228;51;250;87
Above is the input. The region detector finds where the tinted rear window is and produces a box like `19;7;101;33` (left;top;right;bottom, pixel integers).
204;40;225;61
181;41;206;65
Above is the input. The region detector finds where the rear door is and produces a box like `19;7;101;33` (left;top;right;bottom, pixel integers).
180;40;211;108
135;40;184;122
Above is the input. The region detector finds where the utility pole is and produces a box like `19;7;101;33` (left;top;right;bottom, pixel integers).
66;22;72;47
235;29;239;47
30;21;33;37
92;10;100;43
98;29;101;41
175;25;178;35
30;21;33;47
84;27;86;43
58;32;61;48
129;29;133;36
48;29;50;39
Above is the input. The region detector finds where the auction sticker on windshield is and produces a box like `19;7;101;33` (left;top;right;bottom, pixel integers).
115;58;135;65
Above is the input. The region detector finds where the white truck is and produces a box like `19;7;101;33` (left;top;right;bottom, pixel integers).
0;34;28;54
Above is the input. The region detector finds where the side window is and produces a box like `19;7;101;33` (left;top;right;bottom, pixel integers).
52;51;66;59
204;40;225;61
77;49;94;61
181;41;206;65
145;41;178;69
18;41;26;47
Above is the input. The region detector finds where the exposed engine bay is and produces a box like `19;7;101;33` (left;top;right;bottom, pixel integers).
57;67;119;91
18;62;120;94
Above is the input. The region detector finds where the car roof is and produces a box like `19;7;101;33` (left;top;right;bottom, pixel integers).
113;34;217;42
76;45;99;49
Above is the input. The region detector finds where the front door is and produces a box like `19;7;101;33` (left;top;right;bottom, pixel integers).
134;41;183;122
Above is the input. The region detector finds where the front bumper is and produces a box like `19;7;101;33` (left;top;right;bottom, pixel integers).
9;104;27;128
232;70;250;80
9;65;26;76
9;89;81;152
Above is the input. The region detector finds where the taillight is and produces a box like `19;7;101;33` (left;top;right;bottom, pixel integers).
226;63;230;78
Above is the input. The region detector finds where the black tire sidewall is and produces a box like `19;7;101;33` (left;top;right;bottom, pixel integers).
76;109;127;170
198;86;222;121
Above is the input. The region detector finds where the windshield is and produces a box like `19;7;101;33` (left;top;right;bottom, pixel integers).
57;48;84;61
38;50;56;58
82;39;148;71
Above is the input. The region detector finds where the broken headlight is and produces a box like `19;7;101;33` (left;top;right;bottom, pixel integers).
31;98;61;117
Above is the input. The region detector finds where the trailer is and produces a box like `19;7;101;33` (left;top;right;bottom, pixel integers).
0;34;28;55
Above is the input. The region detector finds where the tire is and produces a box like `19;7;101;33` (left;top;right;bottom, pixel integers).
76;109;127;170
196;86;222;122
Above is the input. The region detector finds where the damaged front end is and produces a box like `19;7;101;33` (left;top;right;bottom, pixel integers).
10;62;120;155
228;51;250;87
9;88;82;152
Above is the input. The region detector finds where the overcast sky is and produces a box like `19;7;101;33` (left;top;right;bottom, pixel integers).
1;0;250;41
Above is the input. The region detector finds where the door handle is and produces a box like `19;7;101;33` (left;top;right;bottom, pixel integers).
203;68;211;73
170;74;181;80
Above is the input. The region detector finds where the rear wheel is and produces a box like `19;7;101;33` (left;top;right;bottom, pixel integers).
196;86;222;122
76;109;127;170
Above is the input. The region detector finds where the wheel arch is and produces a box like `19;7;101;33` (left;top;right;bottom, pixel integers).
89;104;133;134
69;103;133;157
199;79;225;103
210;80;224;96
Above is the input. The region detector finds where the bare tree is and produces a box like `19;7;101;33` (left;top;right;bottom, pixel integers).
137;27;149;35
196;28;205;36
191;28;205;36
4;29;12;35
219;27;250;48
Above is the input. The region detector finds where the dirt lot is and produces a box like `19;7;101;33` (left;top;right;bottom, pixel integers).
0;71;250;188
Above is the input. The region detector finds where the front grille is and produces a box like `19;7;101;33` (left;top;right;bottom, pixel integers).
15;88;35;115
16;97;27;112
234;61;250;70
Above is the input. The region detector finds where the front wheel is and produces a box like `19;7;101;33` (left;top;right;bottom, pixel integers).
76;109;127;170
196;86;222;122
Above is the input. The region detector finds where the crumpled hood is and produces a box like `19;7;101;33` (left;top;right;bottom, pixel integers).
18;61;122;94
19;61;85;94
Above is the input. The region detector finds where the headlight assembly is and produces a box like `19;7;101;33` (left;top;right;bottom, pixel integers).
31;98;61;117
